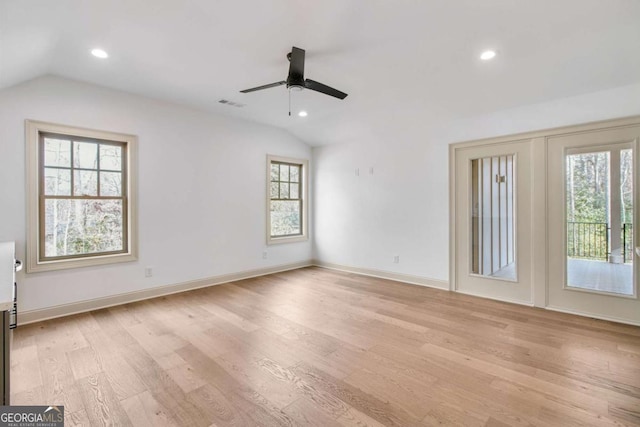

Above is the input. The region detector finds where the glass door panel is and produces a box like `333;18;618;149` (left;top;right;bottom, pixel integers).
565;147;633;296
547;125;639;325
455;139;532;305
471;155;516;280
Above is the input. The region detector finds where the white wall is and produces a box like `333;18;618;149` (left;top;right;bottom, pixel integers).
0;76;312;313
3;76;640;314
313;82;640;283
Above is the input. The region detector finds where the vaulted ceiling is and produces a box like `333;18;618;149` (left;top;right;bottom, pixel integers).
2;0;640;146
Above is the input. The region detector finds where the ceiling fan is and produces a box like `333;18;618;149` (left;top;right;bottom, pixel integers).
240;46;348;101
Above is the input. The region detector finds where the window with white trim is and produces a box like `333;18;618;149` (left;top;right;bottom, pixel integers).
26;121;138;272
267;155;308;244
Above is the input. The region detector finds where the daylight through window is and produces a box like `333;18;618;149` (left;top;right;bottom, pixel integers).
26;121;138;272
41;133;127;259
268;156;308;243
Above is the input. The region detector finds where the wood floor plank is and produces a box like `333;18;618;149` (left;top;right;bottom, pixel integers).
65;410;91;427
421;402;489;427
289;362;422;426
211;320;308;368
66;346;103;380
108;304;143;329
77;372;132;427
208;296;344;356
426;378;551;427
154;352;188;371
184;383;251;426
344;367;435;420
36;343;85;413
166;363;208;393
607;402;640;425
378;350;552;426
337;407;388;427
214;349;300;409
10;385;44;406
71;319;151;401
177;344;297;426
9;266;640;426
88;310;211;426
324;346;439;391
420;342;610;416
34;317;89;354
199;301;261;332
489;379;622;426
120;391;176;427
369;343;496;395
254;357;351;419
10;340;43;395
152;389;211;427
283;397;342;427
126;322;188;359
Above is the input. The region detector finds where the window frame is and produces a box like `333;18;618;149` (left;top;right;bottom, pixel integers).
26;120;138;273
266;155;309;245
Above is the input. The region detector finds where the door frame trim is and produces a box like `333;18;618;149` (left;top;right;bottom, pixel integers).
450;115;640;311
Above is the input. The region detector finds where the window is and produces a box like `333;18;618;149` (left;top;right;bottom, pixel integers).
267;155;308;244
26;121;138;272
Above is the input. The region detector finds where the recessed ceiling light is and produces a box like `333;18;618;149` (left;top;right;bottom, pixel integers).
91;48;109;59
480;50;496;61
298;111;308;117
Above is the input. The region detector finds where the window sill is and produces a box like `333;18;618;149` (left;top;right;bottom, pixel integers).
26;252;138;273
267;235;309;246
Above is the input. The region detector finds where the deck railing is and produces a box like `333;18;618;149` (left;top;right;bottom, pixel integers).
567;222;634;263
567;222;609;260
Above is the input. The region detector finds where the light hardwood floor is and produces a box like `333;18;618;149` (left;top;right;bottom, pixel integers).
10;267;640;426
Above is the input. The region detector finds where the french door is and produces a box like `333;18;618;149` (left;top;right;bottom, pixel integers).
452;117;640;324
453;139;533;304
547;126;640;323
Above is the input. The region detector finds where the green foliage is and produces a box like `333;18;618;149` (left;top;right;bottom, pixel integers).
566;150;634;260
566;152;608;223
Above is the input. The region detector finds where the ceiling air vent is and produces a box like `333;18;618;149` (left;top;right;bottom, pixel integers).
218;99;245;108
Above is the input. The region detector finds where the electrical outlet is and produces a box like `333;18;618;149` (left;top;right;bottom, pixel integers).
262;251;268;259
145;267;153;277
393;255;400;264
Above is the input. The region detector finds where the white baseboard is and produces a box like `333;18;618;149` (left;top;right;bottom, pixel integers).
545;305;640;327
312;260;449;290
18;260;312;325
19;259;639;328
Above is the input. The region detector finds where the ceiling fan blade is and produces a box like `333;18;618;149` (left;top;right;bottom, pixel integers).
288;47;305;80
304;79;348;99
240;81;286;93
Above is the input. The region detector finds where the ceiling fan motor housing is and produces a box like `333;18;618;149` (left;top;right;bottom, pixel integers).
286;48;305;89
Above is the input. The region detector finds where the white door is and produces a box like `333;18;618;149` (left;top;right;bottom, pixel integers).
454;139;533;304
547;126;639;323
